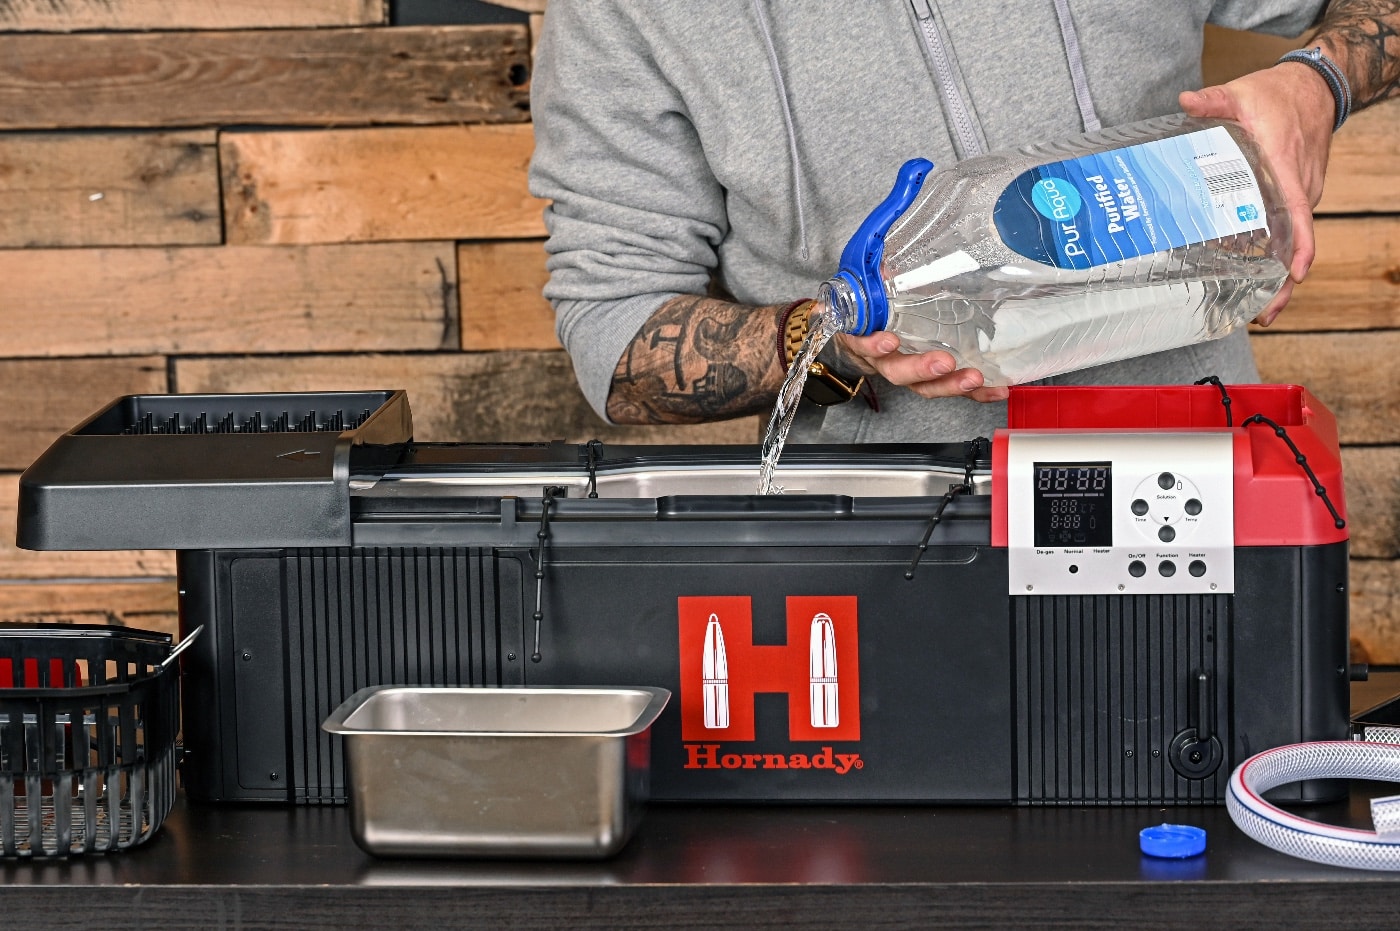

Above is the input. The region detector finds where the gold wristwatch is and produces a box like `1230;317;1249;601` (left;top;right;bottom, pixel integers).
781;300;865;406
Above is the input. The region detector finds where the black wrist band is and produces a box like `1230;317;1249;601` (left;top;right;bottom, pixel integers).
1278;46;1352;132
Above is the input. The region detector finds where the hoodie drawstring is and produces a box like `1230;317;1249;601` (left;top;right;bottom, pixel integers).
751;0;1100;265
751;0;811;261
1051;0;1102;132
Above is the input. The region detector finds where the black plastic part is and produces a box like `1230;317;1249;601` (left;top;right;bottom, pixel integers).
16;391;412;551
15;393;1351;809
1353;691;1400;729
1;625;181;856
176;530;1351;807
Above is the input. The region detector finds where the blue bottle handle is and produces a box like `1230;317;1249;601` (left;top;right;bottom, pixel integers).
831;158;934;335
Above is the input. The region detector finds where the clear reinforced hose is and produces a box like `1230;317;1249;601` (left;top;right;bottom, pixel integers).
1226;741;1400;870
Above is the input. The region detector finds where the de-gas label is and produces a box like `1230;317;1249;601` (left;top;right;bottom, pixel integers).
993;126;1268;270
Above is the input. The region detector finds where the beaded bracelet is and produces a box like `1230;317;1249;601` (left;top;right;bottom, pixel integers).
1278;46;1352;132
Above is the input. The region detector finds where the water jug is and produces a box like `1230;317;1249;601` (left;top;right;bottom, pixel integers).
818;113;1291;385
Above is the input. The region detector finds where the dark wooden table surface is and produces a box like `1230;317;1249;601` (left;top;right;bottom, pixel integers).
4;674;1399;930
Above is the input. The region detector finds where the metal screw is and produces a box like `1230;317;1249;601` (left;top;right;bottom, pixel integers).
507;652;517;661
269;772;279;781
241;651;252;661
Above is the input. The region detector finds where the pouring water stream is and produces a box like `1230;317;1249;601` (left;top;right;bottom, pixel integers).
757;298;841;495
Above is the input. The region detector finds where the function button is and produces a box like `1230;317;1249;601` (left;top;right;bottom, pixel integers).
1158;560;1177;578
1185;498;1203;516
1158;472;1176;490
1131;498;1150;516
1128;560;1147;578
1158;525;1176;543
1189;560;1207;578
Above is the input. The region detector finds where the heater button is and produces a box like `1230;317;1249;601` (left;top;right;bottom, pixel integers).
1189;560;1208;578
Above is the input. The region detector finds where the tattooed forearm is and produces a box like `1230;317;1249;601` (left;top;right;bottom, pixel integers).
1315;1;1400;108
605;295;788;424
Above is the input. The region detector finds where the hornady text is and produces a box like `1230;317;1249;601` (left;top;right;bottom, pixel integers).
683;744;863;774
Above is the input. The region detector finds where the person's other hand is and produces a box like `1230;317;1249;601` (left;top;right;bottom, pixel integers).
832;331;1010;403
1179;60;1336;326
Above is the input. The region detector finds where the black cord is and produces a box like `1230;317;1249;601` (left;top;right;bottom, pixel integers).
585;439;603;498
1242;413;1347;530
1195;377;1345;530
531;486;565;663
1194;375;1233;426
905;437;987;581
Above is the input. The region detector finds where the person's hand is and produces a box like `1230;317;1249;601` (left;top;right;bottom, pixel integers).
830;331;1010;403
1179;60;1336;326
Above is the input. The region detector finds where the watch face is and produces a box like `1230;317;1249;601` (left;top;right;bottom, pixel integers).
802;364;863;406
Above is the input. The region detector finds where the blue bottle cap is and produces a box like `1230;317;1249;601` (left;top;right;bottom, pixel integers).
1139;823;1206;858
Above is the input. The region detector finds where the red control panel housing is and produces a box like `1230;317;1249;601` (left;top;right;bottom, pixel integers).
991;384;1348;548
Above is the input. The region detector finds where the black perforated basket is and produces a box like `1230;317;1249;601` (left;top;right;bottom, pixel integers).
0;624;192;857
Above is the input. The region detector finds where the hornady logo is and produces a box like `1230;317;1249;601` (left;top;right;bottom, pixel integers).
677;596;862;774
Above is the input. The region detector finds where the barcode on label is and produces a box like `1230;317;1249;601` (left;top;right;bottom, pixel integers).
1199;158;1254;197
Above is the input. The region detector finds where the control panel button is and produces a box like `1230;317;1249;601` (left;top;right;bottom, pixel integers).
1158;560;1177;578
1189;560;1207;578
1158;472;1176;490
1185;498;1203;516
1131;498;1149;516
1158;525;1175;543
1129;560;1147;578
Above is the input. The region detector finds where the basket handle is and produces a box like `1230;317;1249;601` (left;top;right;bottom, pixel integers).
155;625;204;675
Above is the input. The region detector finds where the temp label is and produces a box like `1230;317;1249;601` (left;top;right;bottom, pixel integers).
993;126;1267;270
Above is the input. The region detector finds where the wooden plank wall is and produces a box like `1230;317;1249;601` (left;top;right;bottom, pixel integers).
0;6;1396;662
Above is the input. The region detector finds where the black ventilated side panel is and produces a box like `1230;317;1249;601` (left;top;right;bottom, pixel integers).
283;546;511;804
1013;594;1232;805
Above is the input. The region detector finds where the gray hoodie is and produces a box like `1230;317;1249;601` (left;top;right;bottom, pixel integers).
529;0;1324;443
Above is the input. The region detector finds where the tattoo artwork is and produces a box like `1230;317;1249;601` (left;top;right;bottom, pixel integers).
1316;0;1400;107
605;295;787;424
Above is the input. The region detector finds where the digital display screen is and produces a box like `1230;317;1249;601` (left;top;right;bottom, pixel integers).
1032;463;1112;547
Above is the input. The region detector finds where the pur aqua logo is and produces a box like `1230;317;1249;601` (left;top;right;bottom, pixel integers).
1031;175;1091;265
1031;175;1084;221
676;596;863;774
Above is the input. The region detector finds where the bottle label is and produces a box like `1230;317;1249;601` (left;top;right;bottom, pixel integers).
993;126;1268;269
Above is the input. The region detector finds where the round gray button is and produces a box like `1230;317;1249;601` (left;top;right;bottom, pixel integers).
1158;472;1176;490
1158;560;1177;577
1185;498;1203;516
1131;499;1149;516
1158;525;1175;543
1189;560;1207;578
1129;560;1147;578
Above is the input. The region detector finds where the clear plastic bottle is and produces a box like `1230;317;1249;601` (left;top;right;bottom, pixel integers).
818;113;1291;386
